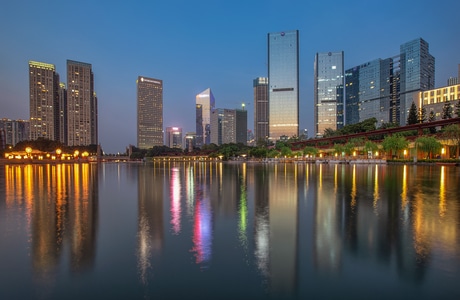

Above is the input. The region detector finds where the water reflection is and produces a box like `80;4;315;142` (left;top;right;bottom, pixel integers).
3;163;98;279
2;162;459;299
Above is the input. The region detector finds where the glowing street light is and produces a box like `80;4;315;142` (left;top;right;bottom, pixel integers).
25;147;32;158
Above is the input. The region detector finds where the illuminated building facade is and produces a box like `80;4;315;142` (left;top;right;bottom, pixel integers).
29;61;59;141
58;82;67;145
67;60;98;146
268;30;299;141
416;83;460;119
253;77;269;144
314;51;344;137
195;88;215;148
137;76;163;149
165;127;182;149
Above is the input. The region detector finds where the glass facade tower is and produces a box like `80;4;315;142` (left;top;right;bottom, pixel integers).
314;52;344;137
137;76;163;149
268;30;299;141
345;58;393;127
195;88;215;148
399;38;435;124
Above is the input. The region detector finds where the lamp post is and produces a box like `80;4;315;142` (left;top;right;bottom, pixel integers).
25;147;32;159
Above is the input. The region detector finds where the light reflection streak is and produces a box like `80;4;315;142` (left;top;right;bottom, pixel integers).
170;168;182;234
238;164;248;251
401;165;408;210
373;164;379;215
439;166;446;218
350;164;356;209
191;197;212;265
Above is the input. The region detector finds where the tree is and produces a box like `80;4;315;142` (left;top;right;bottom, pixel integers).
280;146;292;158
455;100;460;117
442;124;460;158
323;128;336;138
442;101;453;119
418;106;427;123
407;101;418;125
267;149;280;158
333;144;345;157
364;140;379;157
415;136;442;159
428;110;437;134
381;134;409;159
303;146;318;157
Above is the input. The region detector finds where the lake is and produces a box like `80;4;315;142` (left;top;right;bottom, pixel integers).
0;162;459;300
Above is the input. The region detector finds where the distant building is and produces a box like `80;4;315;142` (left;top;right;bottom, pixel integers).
447;64;460;86
268;30;299;141
137;76;163;149
184;132;196;152
314;51;344;137
253;77;268;144
0;118;29;148
196;88;215;148
29;61;59;141
165;127;182;149
67;60;98;146
211;108;247;145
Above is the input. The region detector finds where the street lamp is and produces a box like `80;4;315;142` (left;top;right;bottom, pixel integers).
25;147;32;159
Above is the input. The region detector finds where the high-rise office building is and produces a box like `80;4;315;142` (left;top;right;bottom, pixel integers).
29;61;59;141
345;58;393;127
345;38;434;127
211;108;247;145
314;51;344;137
253;77;269;144
399;38;435;124
137;76;163;149
268;30;299;141
165;127;182;149
67;60;98;146
196;88;215;148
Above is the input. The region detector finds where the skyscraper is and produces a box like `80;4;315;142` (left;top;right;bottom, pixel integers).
58;82;67;145
195;88;215;148
314;51;344;137
29;61;58;141
345;58;393;127
67;60;97;146
399;38;435;124
137;76;163;149
165;127;182;149
253;77;269;144
268;30;299;141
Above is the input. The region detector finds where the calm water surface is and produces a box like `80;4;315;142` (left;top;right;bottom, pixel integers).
0;162;459;300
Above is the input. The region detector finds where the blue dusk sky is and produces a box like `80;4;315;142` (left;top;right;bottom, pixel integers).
1;0;459;153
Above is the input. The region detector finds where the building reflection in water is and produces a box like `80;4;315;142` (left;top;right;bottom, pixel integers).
137;162;164;284
4;163;98;280
313;163;343;274
190;162;213;267
267;163;298;296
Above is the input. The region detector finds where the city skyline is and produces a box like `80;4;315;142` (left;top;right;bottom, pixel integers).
1;1;460;153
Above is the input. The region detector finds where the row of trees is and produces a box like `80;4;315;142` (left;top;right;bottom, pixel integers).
128;123;460;161
407;100;460;126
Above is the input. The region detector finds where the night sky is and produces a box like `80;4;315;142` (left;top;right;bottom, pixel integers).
1;0;459;153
